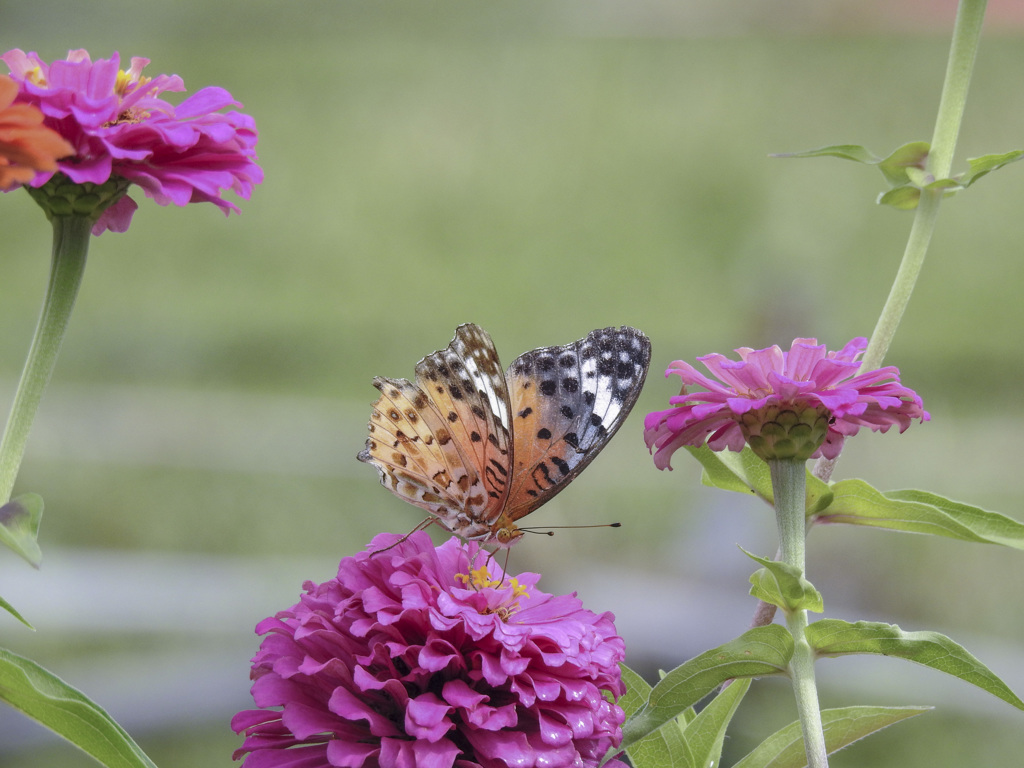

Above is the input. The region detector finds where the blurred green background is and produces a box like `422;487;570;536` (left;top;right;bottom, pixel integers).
1;1;1023;766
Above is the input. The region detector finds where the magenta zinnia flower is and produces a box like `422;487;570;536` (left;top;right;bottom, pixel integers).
644;337;928;467
232;532;627;768
1;48;261;234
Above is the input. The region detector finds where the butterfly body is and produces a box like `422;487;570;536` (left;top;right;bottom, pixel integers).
358;324;651;547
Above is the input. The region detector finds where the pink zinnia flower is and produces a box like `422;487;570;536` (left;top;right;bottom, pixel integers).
0;74;73;190
232;532;627;768
1;48;261;234
644;337;928;467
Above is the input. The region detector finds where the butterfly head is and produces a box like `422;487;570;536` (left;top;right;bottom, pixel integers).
490;514;524;548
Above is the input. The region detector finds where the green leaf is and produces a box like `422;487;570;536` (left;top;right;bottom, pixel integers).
770;144;882;164
611;670;750;768
684;678;750;768
805;470;833;515
731;705;930;768
877;185;921;210
686;445;832;515
806;619;1024;711
619;663;653;720
876;141;930;186
0;647;158;768
0;594;33;629
621;625;792;751
772;140;1012;211
814;479;1024;549
961;150;1024;187
743;549;824;614
686;444;771;500
0;493;43;567
771;140;929;188
614;664;694;768
923;176;963;191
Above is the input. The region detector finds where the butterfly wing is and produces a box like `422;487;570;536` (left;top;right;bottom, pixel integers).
502;326;651;521
358;324;514;540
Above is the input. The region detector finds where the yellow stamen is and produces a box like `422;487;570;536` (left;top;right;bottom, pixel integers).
456;565;530;599
25;67;47;87
114;69;150;97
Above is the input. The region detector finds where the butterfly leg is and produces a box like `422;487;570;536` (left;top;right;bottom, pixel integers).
369;517;438;556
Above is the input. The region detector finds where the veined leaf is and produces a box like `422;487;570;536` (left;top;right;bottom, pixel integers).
774;141;1019;211
961;150;1024;187
731;705;929;768
770;144;882;164
770;141;929;188
0;493;43;567
743;549;823;614
684;678;750;768
0;594;33;629
0;648;158;768
877;185;922;210
806;619;1024;711
686;444;771;500
876;141;930;186
685;445;832;514
620;625;792;751
611;670;751;768
814;479;1024;549
613;664;693;768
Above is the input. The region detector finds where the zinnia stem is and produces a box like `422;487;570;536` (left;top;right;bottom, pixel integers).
860;0;987;373
0;214;92;504
769;458;829;768
815;0;986;485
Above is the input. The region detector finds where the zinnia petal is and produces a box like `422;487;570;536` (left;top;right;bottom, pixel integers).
2;48;261;231
645;337;928;465
233;532;625;767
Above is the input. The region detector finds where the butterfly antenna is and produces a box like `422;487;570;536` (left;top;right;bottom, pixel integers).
369;517;436;556
517;522;622;538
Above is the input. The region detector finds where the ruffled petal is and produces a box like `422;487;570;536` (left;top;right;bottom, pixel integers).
233;533;625;767
2;48;261;232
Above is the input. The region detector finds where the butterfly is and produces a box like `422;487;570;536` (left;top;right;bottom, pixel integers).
357;324;651;548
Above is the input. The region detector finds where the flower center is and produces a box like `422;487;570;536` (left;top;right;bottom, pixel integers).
107;69;154;125
455;565;529;620
114;69;150;97
24;66;47;87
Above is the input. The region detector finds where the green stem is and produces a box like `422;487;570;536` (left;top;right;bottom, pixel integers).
929;0;987;181
860;0;987;372
770;458;828;768
815;0;986;483
0;215;93;504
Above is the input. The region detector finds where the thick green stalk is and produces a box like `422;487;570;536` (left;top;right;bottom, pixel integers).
770;457;829;768
0;215;93;503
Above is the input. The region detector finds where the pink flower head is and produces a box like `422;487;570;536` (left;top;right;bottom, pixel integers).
2;49;262;234
232;532;627;768
644;337;929;467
